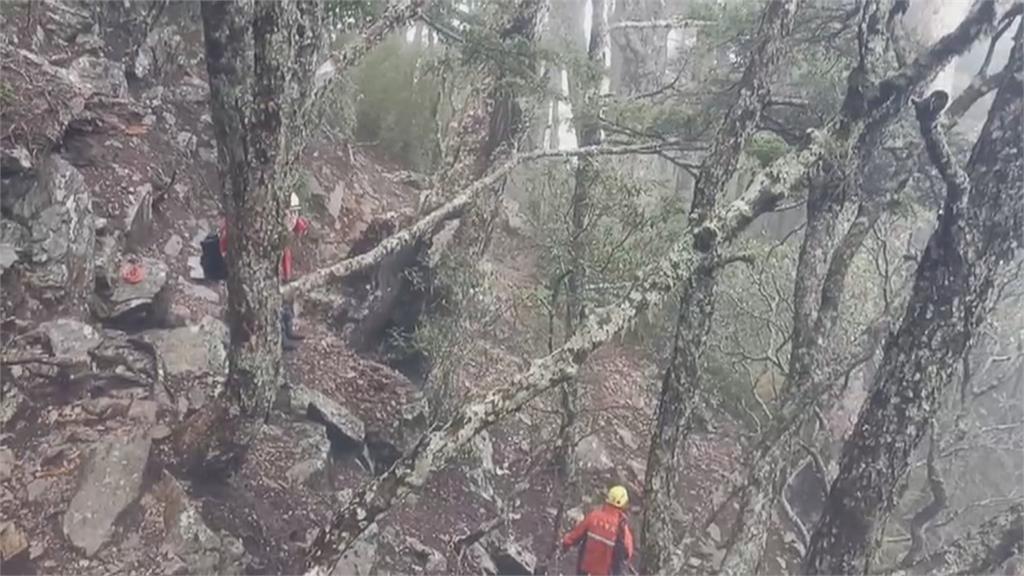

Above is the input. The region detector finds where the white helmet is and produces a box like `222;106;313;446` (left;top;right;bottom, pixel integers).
289;193;301;211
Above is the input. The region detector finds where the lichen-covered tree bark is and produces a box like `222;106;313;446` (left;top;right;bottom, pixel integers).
175;0;422;472
172;0;326;471
803;24;1023;574
638;0;801;572
892;503;1023;576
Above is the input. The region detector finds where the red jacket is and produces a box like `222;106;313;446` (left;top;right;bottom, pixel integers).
218;217;308;283
562;504;634;576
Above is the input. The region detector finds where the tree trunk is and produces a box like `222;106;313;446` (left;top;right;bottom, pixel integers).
717;1;1003;570
550;0;608;554
172;0;324;472
803;25;1023;574
639;0;801;572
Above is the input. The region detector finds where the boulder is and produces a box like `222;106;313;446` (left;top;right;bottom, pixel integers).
0;448;13;482
11;155;94;300
289;384;365;450
163;234;183;257
39;318;102;364
62;430;151;556
0;243;17;273
406;537;447;573
329;523;378;576
0;377;26;425
467;431;498;502
91;257;169;324
468;542;498;575
124;184;154;252
284;421;331;487
142;316;228;378
68;56;128;99
0;521;28;562
484;535;536;576
4;50;88;150
1;146;32;176
153;471;244;575
132;26;183;81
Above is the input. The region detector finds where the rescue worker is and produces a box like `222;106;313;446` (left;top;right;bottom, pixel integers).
562;485;635;576
213;193;309;349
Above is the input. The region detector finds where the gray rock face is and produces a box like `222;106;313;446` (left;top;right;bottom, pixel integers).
1;146;32;175
484;535;536;576
0;448;13;482
467;431;498;502
142;316;228;378
163;234;183;257
154;472;244;575
406;537;447;573
289;384;365;449
68;55;128;99
92;257;169;323
329;523;378;576
11;155;94;299
0;521;29;562
0;378;25;425
284;421;331;487
133;26;183;81
62;430;151;556
39;319;102;364
468;542;498;575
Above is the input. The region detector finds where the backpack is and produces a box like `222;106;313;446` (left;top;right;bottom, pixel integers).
610;515;628;576
200;232;227;280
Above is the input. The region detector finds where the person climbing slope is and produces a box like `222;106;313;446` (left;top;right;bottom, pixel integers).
562;485;635;576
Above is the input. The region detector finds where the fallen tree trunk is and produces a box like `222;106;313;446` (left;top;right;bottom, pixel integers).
281;139;691;298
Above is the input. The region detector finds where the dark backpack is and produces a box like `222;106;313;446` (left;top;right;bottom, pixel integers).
200;232;227;280
610;515;628;576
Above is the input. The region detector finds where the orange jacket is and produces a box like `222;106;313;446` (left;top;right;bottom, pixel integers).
562;504;634;576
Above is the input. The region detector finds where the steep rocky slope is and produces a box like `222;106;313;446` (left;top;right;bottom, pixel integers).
0;3;744;574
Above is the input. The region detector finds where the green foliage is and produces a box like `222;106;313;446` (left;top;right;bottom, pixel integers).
747;132;789;167
352;35;446;172
0;81;13;107
324;0;384;30
521;160;687;346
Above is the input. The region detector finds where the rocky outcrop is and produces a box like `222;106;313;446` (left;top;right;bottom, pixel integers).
153;472;245;575
91;257;169;325
141;316;227;378
329;523;378;576
6;155;95;301
62;430;151;556
68;55;128;99
483;534;537;576
39;318;102;364
288;384;365;451
406;536;447;573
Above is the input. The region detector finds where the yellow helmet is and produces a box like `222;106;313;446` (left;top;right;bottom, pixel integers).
606;485;629;509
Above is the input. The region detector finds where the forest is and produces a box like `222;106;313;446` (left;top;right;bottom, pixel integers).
0;0;1021;574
